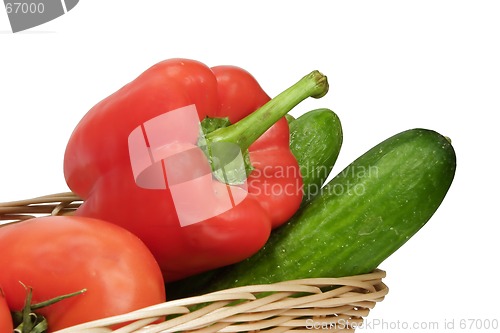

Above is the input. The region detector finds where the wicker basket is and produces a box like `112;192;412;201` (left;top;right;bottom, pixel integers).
0;193;388;333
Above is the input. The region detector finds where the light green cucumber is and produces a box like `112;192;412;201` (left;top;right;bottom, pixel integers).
183;128;456;293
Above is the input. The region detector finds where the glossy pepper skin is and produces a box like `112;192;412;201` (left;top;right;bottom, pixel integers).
64;59;305;281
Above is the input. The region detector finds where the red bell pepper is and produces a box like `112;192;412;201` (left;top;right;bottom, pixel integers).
64;58;328;281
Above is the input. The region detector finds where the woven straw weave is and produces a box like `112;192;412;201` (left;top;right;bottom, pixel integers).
0;193;388;333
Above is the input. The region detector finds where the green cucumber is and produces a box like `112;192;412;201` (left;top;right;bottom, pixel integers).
177;128;456;295
285;114;296;124
288;108;343;203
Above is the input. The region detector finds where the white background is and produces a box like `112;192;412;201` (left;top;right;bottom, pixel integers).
1;1;499;332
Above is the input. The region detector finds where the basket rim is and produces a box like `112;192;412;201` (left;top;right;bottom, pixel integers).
51;270;388;333
0;191;82;222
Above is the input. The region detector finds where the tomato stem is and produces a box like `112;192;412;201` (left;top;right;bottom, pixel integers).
30;289;87;310
21;287;34;332
12;284;86;333
206;70;329;152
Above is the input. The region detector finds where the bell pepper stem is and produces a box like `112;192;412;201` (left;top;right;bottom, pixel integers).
206;70;328;152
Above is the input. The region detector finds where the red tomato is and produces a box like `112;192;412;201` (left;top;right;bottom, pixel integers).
0;290;12;333
0;216;165;332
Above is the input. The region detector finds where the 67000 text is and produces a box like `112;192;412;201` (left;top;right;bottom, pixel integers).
5;2;45;14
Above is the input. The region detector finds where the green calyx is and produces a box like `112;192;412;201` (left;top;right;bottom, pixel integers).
198;116;253;185
12;284;86;333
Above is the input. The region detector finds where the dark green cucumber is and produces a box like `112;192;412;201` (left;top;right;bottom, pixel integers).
184;128;456;293
288;109;343;203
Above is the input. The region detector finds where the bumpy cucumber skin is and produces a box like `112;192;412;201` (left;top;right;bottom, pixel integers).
198;128;456;291
288;109;343;204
